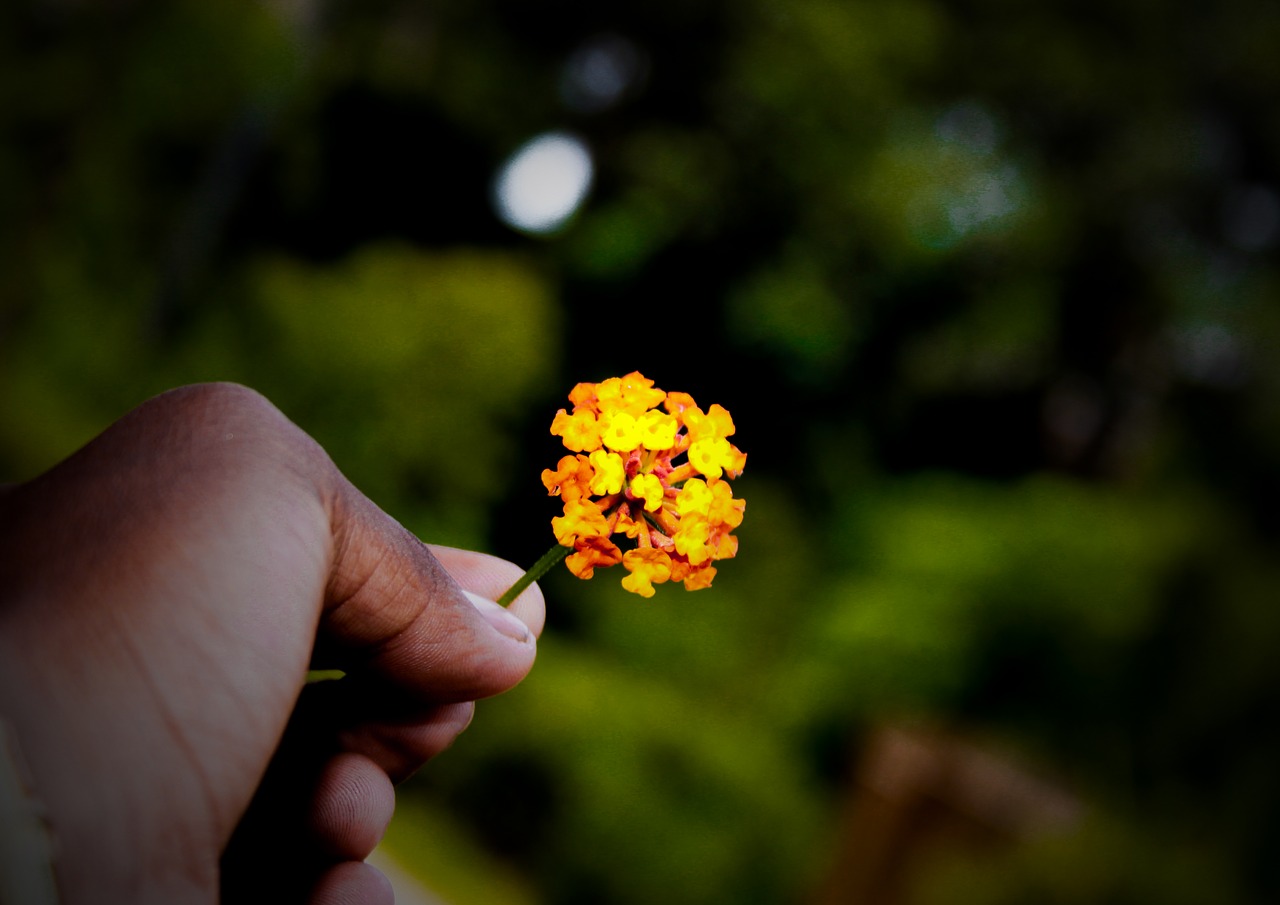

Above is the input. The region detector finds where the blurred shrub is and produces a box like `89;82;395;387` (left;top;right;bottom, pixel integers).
238;243;559;544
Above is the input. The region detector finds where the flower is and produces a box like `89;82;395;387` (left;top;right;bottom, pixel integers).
543;371;746;596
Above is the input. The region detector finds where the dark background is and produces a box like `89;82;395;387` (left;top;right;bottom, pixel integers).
3;1;1279;902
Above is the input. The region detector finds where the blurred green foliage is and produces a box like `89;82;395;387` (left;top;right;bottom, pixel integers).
4;0;1280;903
243;244;558;543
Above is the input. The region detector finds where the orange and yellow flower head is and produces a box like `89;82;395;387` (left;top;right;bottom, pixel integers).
542;372;746;596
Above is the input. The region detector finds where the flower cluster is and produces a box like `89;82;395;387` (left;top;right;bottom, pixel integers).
542;372;746;597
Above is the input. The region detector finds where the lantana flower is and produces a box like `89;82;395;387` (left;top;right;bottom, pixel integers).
498;372;745;602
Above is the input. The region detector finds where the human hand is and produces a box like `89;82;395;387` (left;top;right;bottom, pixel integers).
0;383;543;905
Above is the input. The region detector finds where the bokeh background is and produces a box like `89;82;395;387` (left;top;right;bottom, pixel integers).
4;1;1280;903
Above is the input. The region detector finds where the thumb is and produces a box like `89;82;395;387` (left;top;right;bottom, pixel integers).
317;478;537;703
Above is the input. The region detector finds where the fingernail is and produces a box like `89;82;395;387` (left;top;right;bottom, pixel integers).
464;591;532;644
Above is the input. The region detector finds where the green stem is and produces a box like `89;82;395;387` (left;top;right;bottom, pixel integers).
497;543;570;607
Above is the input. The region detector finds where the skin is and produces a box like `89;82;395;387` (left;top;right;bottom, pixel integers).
0;383;544;905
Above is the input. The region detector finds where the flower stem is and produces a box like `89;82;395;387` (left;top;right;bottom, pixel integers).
497;543;570;607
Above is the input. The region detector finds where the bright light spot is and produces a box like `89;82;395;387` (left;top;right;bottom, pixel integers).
898;102;1026;251
935;100;1000;155
1222;184;1280;251
1173;322;1247;387
560;34;647;114
947;164;1022;233
935;103;1020;236
492;132;594;235
908;161;1026;250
